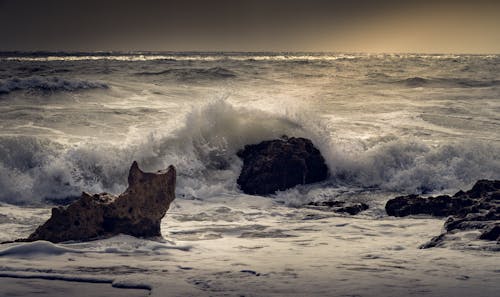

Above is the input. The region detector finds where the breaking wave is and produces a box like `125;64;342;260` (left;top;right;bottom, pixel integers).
0;77;108;95
0;100;499;205
330;139;500;193
134;67;236;80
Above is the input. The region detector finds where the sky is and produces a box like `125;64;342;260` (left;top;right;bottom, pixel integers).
0;0;499;53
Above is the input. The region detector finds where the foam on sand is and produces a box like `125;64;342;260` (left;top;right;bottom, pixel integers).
0;241;82;257
0;277;148;297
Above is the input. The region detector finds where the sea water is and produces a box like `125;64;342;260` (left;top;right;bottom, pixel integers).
0;52;499;296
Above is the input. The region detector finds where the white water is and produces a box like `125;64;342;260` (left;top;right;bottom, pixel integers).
0;53;499;204
0;52;499;296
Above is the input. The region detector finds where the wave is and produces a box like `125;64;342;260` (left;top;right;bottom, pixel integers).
134;67;237;80
0;77;108;95
0;100;303;204
0;52;361;62
331;139;500;193
0;100;498;205
397;76;500;88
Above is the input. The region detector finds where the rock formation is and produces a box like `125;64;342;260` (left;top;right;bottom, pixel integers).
308;200;369;215
237;136;329;195
25;161;176;243
385;180;500;247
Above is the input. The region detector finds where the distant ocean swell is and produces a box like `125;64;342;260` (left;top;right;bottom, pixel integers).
0;100;498;205
134;67;237;80
365;74;500;88
0;77;108;95
397;77;500;88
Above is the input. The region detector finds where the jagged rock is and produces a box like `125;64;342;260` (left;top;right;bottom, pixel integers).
24;161;176;243
237;136;328;195
479;225;500;241
467;180;500;198
385;194;475;217
308;200;369;215
385;180;500;247
419;233;446;249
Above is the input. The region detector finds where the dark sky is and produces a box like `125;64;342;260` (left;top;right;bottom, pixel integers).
0;0;499;53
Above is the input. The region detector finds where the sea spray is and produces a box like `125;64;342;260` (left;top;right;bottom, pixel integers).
0;100;499;204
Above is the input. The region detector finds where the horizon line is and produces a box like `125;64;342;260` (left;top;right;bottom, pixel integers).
0;50;499;56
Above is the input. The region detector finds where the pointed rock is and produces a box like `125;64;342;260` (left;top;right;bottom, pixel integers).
128;160;142;186
25;162;176;243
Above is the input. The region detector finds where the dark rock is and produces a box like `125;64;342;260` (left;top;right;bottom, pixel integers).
237;136;328;195
309;200;345;208
338;203;369;215
467;180;500;198
385;180;500;247
444;210;500;232
308;200;369;215
23;161;176;243
419;233;447;249
385;194;475;217
240;270;261;276
479;225;500;241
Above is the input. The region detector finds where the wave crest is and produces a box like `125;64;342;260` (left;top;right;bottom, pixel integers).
0;100;498;204
134;67;236;80
331;139;500;194
0;76;108;95
397;76;500;88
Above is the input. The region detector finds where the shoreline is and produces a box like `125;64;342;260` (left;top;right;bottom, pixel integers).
0;277;148;297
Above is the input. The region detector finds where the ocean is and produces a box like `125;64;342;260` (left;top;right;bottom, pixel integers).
0;52;499;296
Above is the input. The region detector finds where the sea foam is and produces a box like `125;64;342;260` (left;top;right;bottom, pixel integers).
0;100;498;204
0;76;108;95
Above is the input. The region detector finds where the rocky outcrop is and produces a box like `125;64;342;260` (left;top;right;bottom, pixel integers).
385;194;474;217
385;180;500;247
308;200;369;215
237;136;329;195
479;225;500;241
24;162;176;243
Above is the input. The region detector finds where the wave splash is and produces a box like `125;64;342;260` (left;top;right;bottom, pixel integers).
330;138;499;194
0;100;498;204
0;100;305;203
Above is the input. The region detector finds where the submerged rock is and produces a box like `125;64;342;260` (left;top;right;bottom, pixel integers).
236;136;328;195
385;180;500;247
24;162;176;243
308;200;369;215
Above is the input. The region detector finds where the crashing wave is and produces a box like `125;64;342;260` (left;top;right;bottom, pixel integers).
0;100;499;205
